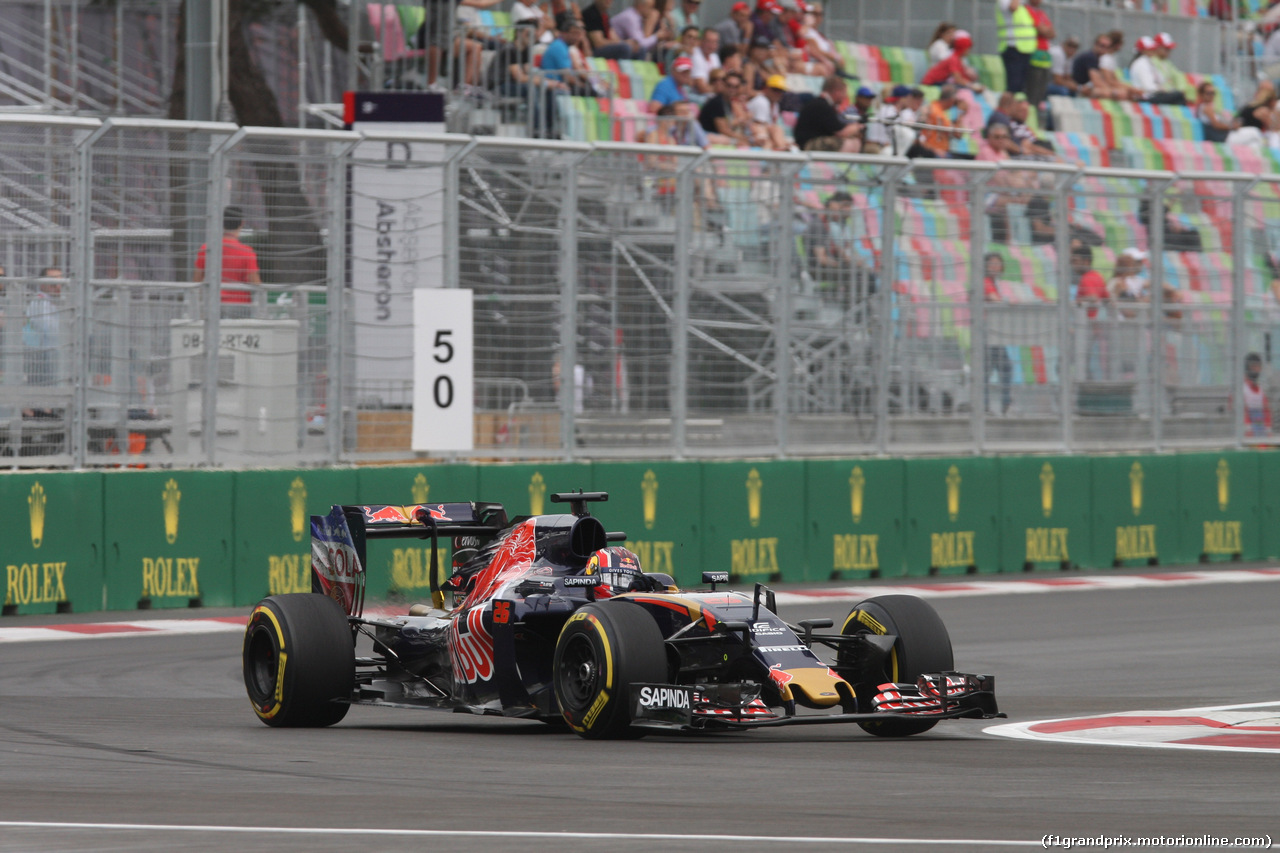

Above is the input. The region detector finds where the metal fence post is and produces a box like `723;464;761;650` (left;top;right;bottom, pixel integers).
775;161;802;457
203;129;241;466
1149;176;1171;452
1055;167;1081;452
1231;176;1256;449
874;158;910;455
71;122;110;468
326;135;358;462
672;151;709;460
559;150;585;460
970;168;993;453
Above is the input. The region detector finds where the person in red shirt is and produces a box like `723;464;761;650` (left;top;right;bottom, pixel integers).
194;206;262;316
921;29;983;92
1071;243;1109;379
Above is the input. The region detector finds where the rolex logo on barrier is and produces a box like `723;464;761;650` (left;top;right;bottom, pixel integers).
1130;462;1144;516
28;482;46;549
412;473;430;505
642;470;658;530
946;465;961;522
849;466;865;524
1216;458;1230;512
746;468;762;528
289;477;308;542
163;478;182;544
1040;463;1055;518
529;472;546;516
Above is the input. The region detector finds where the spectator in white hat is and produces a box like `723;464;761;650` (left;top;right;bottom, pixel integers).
1129;35;1186;104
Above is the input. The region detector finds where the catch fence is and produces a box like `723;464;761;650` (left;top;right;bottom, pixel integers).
1;114;1278;467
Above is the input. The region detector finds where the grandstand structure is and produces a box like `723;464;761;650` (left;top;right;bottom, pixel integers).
2;0;1280;467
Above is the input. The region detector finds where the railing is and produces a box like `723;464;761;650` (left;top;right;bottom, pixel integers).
2;114;1279;469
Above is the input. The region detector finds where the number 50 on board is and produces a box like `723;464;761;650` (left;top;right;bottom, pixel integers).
412;289;473;452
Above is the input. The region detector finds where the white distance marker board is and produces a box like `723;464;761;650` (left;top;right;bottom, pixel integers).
412;289;473;452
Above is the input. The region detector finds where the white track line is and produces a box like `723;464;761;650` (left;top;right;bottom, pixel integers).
0;617;246;644
0;821;1041;846
985;701;1280;754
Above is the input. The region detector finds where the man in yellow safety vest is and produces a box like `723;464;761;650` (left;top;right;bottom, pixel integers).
995;0;1038;95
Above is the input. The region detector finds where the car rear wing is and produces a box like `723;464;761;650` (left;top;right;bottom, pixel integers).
310;502;508;616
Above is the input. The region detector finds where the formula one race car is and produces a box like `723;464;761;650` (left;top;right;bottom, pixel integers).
242;491;1001;738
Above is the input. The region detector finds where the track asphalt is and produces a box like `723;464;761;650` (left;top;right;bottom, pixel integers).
0;568;1276;852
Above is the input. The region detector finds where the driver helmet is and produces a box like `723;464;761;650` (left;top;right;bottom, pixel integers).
585;546;644;597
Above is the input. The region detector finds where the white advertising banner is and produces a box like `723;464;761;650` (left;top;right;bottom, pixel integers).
412;288;474;452
348;92;446;394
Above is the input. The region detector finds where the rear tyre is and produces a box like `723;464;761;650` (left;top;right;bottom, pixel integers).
243;593;355;728
553;602;667;739
838;594;953;737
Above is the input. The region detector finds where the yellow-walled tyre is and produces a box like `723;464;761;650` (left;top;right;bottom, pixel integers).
553;603;667;740
839;594;953;737
243;593;355;728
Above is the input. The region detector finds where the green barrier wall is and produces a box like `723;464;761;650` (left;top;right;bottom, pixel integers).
701;461;806;582
905;458;1001;575
357;465;480;601
805;459;905;579
1;472;104;615
1176;452;1260;564
234;468;359;605
103;470;234;610
591;462;703;586
998;456;1092;572
1260;451;1280;560
1090;455;1179;567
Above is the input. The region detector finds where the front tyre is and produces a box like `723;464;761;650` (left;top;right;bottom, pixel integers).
553;603;667;739
243;593;355;728
839;594;953;737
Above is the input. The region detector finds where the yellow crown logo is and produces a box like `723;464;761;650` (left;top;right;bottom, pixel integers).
746;468;762;527
641;470;659;530
412;472;430;505
1040;462;1055;518
163;478;182;544
1216;458;1229;512
1129;462;1144;516
946;465;961;521
529;472;546;516
849;466;865;524
28;482;46;549
289;477;308;542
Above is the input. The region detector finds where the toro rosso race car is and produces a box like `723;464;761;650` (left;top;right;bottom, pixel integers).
243;491;1001;738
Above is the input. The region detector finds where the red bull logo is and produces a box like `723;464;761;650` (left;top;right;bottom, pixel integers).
449;607;495;683
768;664;793;687
364;505;407;524
410;504;452;522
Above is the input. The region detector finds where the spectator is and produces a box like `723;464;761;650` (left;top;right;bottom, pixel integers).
650;55;696;110
583;0;639;59
668;0;701;33
699;70;751;144
982;252;1014;414
977;126;1033;243
847;86;882;153
751;0;783;47
714;1;753;54
800;4;849;79
1194;81;1234;143
995;0;1037;95
1138;198;1202;254
918;84;970;158
1263;23;1280;80
1150;32;1188;103
793;75;860;151
742;34;780;91
1097;29;1140;100
1244;353;1272;437
1071;243;1109;379
922;29;983;92
806;191;870;304
23;267;62;386
746;73;789;150
652;100;710;147
491;21;560;135
1129;36;1186;105
1108;247;1179;320
981;103;1020;157
1007;94;1056;157
512;0;556;43
1024;0;1054;107
865;84;906;152
1072;33;1137;101
540;19;594;93
194;206;262;315
1048;35;1079;97
676;24;701;66
1236;80;1276;134
612;0;665;60
927;21;957;63
691;28;722;93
